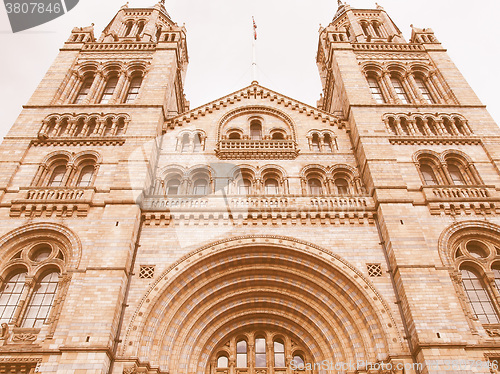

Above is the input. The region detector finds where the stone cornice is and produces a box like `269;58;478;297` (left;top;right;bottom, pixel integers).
165;84;343;130
31;138;126;147
388;136;481;146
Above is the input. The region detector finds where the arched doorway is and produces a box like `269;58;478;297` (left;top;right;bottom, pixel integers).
122;236;402;374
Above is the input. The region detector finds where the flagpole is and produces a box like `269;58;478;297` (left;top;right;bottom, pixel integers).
252;17;258;84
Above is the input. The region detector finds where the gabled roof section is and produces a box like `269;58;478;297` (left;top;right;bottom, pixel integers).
165;83;343;130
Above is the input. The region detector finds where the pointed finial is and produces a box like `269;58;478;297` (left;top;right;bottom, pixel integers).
338;0;342;6
121;1;129;9
160;0;165;4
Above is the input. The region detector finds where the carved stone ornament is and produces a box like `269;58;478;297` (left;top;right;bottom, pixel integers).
0;323;9;340
12;332;37;343
485;328;500;337
123;363;137;374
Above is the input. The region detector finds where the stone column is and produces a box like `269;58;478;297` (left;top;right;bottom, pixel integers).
248;342;255;374
462;120;473;135
180;178;190;195
429;71;449;104
229;358;236;374
52;118;62;136
11;277;35;327
300;178;307;195
485;273;500;306
327;178;335;195
56;72;79;104
67;119;78;136
449;120;460;136
424;74;442;104
422;118;432;135
96;118;106;136
33;165;48;186
407;119;418;136
440;162;453;185
62;164;76;186
383;118;394;135
394;118;405;135
354;178;363;194
377;74;392;104
403;73;419;104
83;70;104;104
406;73;425;104
39;119;49;136
434;119;446;135
318;136;325;152
110;118;118;135
382;72;399;104
110;70;129;104
306;136;312;151
80;118;90;137
267;341;273;374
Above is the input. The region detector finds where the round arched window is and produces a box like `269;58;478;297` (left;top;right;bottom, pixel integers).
217;355;228;368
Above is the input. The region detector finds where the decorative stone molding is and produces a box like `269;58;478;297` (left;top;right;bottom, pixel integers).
123;363;137;374
389;136;480;145
83;42;157;51
10;203;90;218
10;188;95;218
164;84;341;130
423;184;500;216
9;328;40;345
428;202;499;216
142;210;375;226
32;138;126;147
216;139;299;160
0;358;40;374
38;113;130;140
353;43;425;52
11;333;37;344
122;235;403;371
485;328;500;338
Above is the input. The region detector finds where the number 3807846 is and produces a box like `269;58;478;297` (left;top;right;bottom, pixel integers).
5;2;62;14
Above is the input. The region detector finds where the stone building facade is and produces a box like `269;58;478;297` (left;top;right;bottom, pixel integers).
0;1;499;373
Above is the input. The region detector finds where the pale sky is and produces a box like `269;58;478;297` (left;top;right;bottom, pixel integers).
0;0;498;142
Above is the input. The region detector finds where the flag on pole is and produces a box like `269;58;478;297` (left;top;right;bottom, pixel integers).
253;17;257;40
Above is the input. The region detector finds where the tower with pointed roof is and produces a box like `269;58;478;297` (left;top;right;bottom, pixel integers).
0;1;499;373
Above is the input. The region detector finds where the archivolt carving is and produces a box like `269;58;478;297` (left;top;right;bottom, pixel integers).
217;106;297;140
0;222;82;270
122;235;403;374
438;221;500;268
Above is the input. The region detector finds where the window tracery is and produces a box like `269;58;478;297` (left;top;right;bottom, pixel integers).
301;165;363;196
450;234;500;325
39;113;130;139
217;108;297;160
32;152;100;188
210;329;311;374
415;150;482;186
307;131;337;152
54;61;148;105
0;235;72;332
176;130;207;153
125;74;143;103
363;63;455;105
73;75;94;104
383;113;472;138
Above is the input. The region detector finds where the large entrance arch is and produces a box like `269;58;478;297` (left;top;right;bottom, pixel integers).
121;236;404;373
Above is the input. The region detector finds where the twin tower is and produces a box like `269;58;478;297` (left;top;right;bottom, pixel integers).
0;2;499;374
